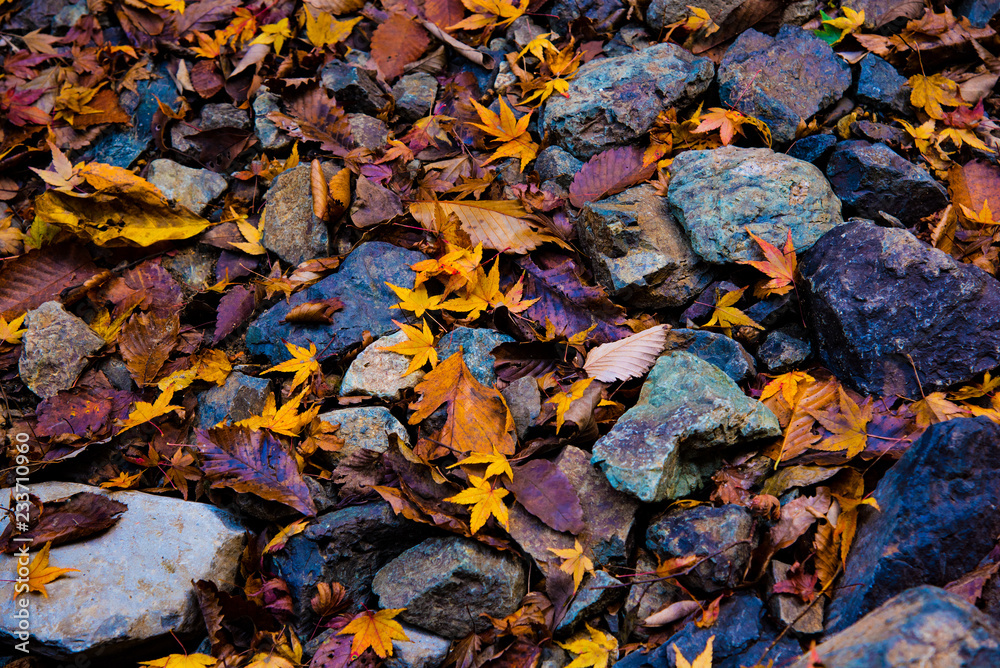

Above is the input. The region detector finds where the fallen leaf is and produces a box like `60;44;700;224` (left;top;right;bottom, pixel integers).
547;378;596;434
17;541;79;598
568;146;655;208
263;341;320;390
675;636;714;668
909;73;967;120
119;311;180;387
808;386;873;459
703;287;762;336
911;392;969;428
583;325;669;383
0;244;97;320
372;13;431;81
116;388;184;433
381;319;437;376
139;654;217;668
548;539;594;592
410;199;557;254
0;492;127;553
338;608;409;659
739;229;797;297
508;458;585;533
643;600;703;627
445;474;510;533
558;623;617;668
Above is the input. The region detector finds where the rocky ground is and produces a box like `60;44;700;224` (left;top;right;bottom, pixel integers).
0;0;999;666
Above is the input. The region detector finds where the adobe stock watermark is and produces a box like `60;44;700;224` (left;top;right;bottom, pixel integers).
9;429;33;654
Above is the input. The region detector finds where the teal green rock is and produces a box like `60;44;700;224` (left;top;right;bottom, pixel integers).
591;351;779;502
435;326;514;387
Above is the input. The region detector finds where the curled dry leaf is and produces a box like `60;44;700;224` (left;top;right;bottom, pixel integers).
644;600;703;627
282;297;345;325
410;199;558;253
0;492;127;553
119;311;180;387
583;324;670;383
311;159;329;220
304;0;365;14
568;146;656;208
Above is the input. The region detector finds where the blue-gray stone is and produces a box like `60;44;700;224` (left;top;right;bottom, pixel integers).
89;67;178;168
146;159;228;214
826;141;948;225
392;73;438;123
591;352;780;502
646;0;743;30
957;0;1000;26
535;146;583;189
757;329;812;374
548;0;625;32
542;42;714;159
261;162;338;265
856;55;911;117
253;87;291;151
320;61;389;115
197;371;273;429
787;133;837;165
246;242;428;364
668;146;843;264
663;328;756;383
435;327;514;387
555;570;625;635
719;25;852;145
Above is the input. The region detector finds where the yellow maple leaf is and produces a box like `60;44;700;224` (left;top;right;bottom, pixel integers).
911;392;969;428
674;636;714;668
305;9;361;49
449;0;528;32
0;313;26;344
517;32;558;60
808;386;872;459
386;282;443;318
683;6;720;34
338;608;410;659
469;98;539;172
411;243;483;294
250;18;293;54
264;518;311;554
445;474;510;533
449;448;513;481
244;653;295;668
938;127;993;153
548;539;595;592
822;6;864;43
739;228;797;297
17;542;80;599
558;623;618;668
229;208;267;255
381;319;437;376
236;388;318;437
521;77;571;107
703;287;762;336
960;200;998;226
117;388;183;434
949;371;1000;400
440;262;500;318
263;341;320;390
99;471;143;489
760;371;815;407
909;74;967;120
157;349;232;394
547;378;596;434
139;653;217;668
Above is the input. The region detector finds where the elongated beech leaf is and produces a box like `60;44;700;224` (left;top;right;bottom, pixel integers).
568;146;656;208
583;325;670;382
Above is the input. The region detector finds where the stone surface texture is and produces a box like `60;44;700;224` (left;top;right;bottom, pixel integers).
146;159;227;214
663;328;757;383
435;326;514;387
316;406;409;462
19;301;104;399
261;162;339;265
196;371;273;428
856;55;911;116
341;330;425;398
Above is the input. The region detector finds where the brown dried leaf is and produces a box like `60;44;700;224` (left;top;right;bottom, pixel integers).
0;244;98;320
568;147;656;208
372;13;431;81
507;459;585;534
410;199;557;253
119;311;180;387
311;159;329;220
304;0;365;14
0;492;127;553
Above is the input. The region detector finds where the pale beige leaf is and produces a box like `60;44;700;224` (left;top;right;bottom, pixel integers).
583;325;669;383
304;0;365;14
410;200;554;253
643;600;703;627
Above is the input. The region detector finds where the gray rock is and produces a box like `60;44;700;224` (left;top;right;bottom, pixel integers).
316;406;409;464
787;134;837;165
197;371;273;429
170;123;198;154
341;330;425;399
509;446;640;572
501;376;542;438
647;0;743;30
0;482;245;659
826;141;948;226
800;221;1000;397
603;24;653;56
663;328;756;383
542;43;714;159
392;73;438;123
646;504;756;593
373;536;528;638
199;102;250;131
578;185;713;308
757;329;812;374
548;0;625;32
591;351;780;502
262;162;338;265
624;549;683;637
957;0;1000;26
146;159;227;214
19;302;104;399
536;146;583;189
435;327;514;387
718;26;852;145
826;418;1000;633
321;61;389;115
347;114;389;151
253;87;291;151
246;241;428;364
555;570;625;635
766;560;824;634
668;146;843;264
790;586;1000;668
272;502;428;627
386;624;451;668
856;55;911;117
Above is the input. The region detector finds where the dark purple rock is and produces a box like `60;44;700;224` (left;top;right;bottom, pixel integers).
826;418;1000;633
792;586;1000;668
800;221;1000;397
719;25;851;145
825;141;947;225
855;55;911;117
320;61;390;116
787;134;837;165
548;0;626;32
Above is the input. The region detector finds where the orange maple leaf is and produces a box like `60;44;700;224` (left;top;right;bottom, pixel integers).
338;608;409;659
808;386;872;459
469;98;539;172
693;108;771;146
17;542;79;598
739;228;798;297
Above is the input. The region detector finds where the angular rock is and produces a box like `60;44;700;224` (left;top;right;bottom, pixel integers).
19;301;104;399
341;330;425;399
321;61;389;115
347;114;389;151
316;406;409;463
435;326;514;387
548;0;625;32
856;55;911;117
624;549;683;637
663;328;756;383
253;86;291;151
536;146;583;189
0;482;245;659
372;536;528;638
392;73;438;123
827;418;1000;633
791;586;1000;668
162;247;216;291
200;102;250;131
501;376;542;438
386;624;451;668
825;141;948;226
88;66;176;167
197;371;273;429
668;146;843;264
800;221;1000;396
246;242;428;364
578;185;713;308
261;162;338;265
591;351;780;502
615;593;802;668
146;159;227;214
272;501;427;625
718;26;852;145
542;43;713;159
646;0;743;30
555;570;625;635
957;0;1000;26
508;446;640;572
646;504;756;593
757;329;812;374
787;133;837;165
766;560;824;635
